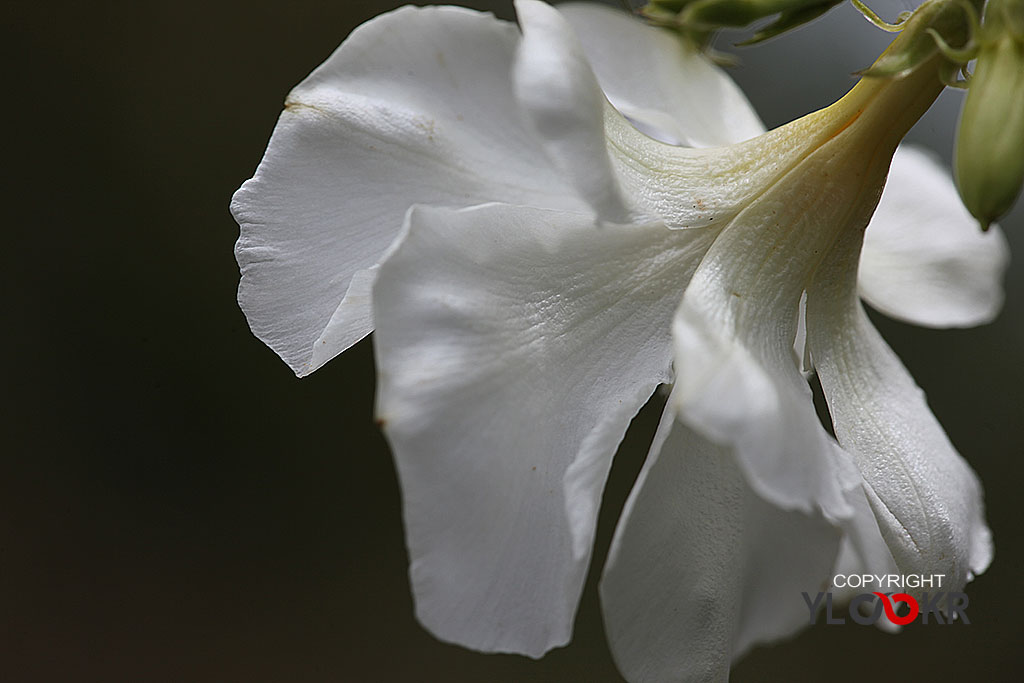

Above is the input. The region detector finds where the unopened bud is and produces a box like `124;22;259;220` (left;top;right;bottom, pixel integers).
955;0;1024;229
682;0;839;28
642;0;843;45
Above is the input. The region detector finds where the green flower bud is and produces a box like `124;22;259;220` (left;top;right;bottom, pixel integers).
955;0;1024;229
680;0;840;30
641;0;843;45
644;0;691;14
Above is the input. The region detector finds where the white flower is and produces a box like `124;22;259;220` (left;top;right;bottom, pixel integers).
231;1;1008;680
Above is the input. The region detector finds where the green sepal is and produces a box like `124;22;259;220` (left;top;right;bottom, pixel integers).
857;0;980;78
850;0;908;32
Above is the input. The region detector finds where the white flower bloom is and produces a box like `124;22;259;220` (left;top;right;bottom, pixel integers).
231;1;1008;680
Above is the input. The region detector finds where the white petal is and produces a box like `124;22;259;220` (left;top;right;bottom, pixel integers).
859;145;1010;328
601;94;871;230
672;298;855;520
829;483;900;605
372;202;716;657
557;2;765;147
308;266;377;372
513;0;630;222
794;291;812;376
668;118;900;518
601;403;840;682
808;227;993;595
232;5;582;375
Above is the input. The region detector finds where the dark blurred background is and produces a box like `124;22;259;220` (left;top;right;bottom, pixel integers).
4;1;1021;681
